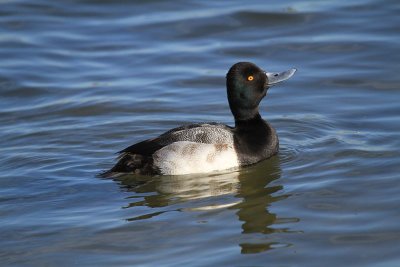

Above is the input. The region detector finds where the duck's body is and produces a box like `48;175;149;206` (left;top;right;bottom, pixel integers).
110;117;278;175
107;62;295;176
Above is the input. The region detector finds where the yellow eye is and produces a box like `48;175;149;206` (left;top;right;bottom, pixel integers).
247;75;254;81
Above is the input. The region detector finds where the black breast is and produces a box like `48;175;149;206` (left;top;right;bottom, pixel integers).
233;118;278;165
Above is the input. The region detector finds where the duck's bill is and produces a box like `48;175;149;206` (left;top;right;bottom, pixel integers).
266;68;297;86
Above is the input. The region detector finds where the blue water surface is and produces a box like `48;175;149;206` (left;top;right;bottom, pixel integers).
1;0;400;266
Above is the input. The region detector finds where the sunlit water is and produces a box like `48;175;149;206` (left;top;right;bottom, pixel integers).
1;0;400;266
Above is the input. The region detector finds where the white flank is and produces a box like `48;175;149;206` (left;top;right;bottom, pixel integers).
153;141;239;175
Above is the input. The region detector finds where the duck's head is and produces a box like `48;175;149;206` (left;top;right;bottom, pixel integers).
226;62;296;121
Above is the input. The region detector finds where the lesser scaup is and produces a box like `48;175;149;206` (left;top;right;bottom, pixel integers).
107;62;296;175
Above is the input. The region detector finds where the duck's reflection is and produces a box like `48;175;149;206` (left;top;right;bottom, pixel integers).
112;156;297;254
116;170;242;212
233;157;298;253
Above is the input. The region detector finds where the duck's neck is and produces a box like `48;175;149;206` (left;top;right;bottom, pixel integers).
234;113;266;129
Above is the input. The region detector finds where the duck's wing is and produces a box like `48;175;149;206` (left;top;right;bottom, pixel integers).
119;123;235;156
106;123;235;175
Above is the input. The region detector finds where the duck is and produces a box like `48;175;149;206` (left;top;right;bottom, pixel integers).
107;62;296;176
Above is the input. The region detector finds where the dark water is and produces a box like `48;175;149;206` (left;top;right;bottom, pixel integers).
1;0;400;266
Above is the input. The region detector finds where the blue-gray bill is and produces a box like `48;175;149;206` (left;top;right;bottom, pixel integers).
266;68;297;85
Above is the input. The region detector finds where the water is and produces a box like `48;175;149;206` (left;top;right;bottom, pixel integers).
1;0;400;266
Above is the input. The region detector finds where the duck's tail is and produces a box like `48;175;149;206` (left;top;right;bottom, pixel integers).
101;153;157;177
